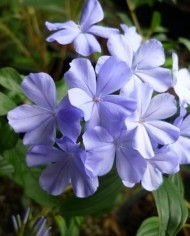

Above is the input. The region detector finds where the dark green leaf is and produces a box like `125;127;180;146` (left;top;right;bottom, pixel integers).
153;174;188;236
60;170;124;216
179;37;190;51
0;118;18;152
151;11;161;32
0;154;14;176
137;217;159;236
0;92;16;115
0;67;22;93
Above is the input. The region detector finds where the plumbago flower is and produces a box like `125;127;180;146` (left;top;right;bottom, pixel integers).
83;112;179;191
46;0;119;56
26;137;98;197
7;73;82;145
172;52;190;107
107;33;172;92
65;56;136;127
167;108;190;164
125;82;180;158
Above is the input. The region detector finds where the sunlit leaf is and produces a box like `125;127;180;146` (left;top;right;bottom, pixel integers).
153;174;188;236
0;92;16;116
137;217;159;236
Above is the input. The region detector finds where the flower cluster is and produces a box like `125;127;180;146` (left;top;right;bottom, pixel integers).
8;0;190;197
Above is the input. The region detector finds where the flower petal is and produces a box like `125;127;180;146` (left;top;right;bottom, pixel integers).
95;56;110;74
46;28;79;44
22;73;56;109
107;34;133;66
116;147;146;184
23;116;56;145
143;93;177;120
71;164;99;198
133;39;165;69
74;33;101;56
57;97;82;141
40;162;70;196
181;114;190;136
83;126;115;176
8;104;53;133
96;56;132;95
102;94;136;115
80;0;103;30
135;67;172;92
88;25;119;38
151;148;179;173
132;124;155;159
145;120;179;145
65;58;96;96
26;145;64;167
120;24;142;52
170;136;190;164
141;163;163;191
45;20;78;31
68;88;94;121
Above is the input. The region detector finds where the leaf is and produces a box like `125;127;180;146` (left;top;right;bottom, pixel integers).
153;174;188;236
0;92;16;115
179;37;190;51
0;118;18;152
0;67;22;93
137;217;159;236
56;80;68;102
60;170;124;216
151;11;161;32
0;155;14;176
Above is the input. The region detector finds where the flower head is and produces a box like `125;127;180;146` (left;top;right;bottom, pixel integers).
26;137;98;197
45;0;119;56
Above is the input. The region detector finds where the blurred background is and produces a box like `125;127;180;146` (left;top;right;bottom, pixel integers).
0;0;190;235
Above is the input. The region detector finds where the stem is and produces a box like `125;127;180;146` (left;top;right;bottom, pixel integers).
183;224;190;228
126;0;142;36
186;201;190;209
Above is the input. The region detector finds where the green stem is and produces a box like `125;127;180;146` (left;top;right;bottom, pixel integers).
126;0;143;36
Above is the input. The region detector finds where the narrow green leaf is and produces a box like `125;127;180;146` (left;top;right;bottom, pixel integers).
0;118;18;152
153;174;188;236
0;67;22;93
137;217;159;236
0;92;16;115
179;37;190;51
151;11;161;32
56;80;68;102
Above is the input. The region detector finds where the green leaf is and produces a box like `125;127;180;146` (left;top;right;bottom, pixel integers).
151;11;161;32
60;170;124;216
153;174;188;236
0;118;18;152
137;217;159;236
0;92;16;115
0;154;14;176
56;80;68;102
0;67;22;93
179;37;190;51
55;216;83;236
